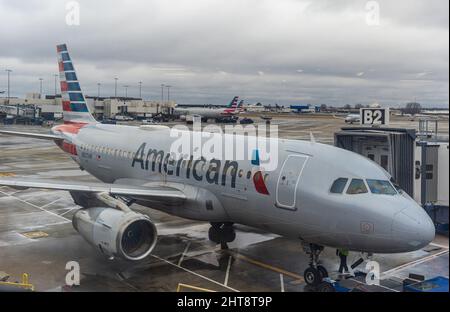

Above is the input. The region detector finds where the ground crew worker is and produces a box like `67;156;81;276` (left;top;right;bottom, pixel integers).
336;248;349;274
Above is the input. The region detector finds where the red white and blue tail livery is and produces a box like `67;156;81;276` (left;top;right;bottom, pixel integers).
57;44;97;125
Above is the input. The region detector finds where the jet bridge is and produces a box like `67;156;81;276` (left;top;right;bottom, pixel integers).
335;122;449;234
334;127;416;196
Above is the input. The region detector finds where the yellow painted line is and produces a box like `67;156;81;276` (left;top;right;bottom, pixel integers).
177;283;216;292
0;172;16;177
21;231;49;239
0;273;34;291
227;250;304;282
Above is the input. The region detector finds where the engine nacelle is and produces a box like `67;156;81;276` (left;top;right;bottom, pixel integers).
72;207;157;261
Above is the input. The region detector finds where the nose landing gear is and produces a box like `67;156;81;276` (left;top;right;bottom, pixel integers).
302;243;328;286
208;222;236;250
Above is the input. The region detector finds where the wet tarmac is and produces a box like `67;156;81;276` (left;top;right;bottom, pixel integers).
0;115;448;292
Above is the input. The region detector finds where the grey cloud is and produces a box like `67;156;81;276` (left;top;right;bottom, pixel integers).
0;0;448;107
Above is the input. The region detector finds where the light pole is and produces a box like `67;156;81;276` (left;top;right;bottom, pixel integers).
97;83;101;98
138;81;142;99
5;69;12;105
166;85;172;103
54;74;58;96
39;78;43;99
161;84;165;103
114;77;118;98
123;85;129;98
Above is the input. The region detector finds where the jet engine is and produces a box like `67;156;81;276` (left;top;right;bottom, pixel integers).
72;207;157;261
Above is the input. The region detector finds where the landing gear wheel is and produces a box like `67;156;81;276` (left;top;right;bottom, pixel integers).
208;227;221;243
317;265;328;278
317;282;335;292
208;222;236;248
304;267;322;286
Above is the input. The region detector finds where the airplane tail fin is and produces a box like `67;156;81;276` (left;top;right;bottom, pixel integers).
237;100;244;112
226;96;239;108
57;44;97;125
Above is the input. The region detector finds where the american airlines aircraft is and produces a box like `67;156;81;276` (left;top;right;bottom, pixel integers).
0;44;435;286
344;114;361;124
173;96;241;120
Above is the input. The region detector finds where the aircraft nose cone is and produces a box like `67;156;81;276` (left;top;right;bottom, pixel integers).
392;208;435;251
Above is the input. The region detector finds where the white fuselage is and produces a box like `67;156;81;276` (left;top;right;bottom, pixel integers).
174;107;237;119
53;123;435;253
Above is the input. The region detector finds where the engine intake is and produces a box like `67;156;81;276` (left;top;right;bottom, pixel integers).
73;207;157;261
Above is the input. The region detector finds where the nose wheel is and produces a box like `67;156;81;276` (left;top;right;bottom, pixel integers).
302;243;327;286
208;222;236;250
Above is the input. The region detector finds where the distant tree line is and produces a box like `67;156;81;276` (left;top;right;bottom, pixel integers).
401;102;422;116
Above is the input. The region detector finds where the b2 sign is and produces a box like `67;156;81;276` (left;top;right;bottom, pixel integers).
361;108;389;126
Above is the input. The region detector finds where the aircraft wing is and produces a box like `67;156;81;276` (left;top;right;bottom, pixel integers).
0;178;186;205
0;130;63;141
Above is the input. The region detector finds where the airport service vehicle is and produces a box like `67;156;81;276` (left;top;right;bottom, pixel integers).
142;119;157;125
174;96;241;121
215;115;238;123
345;114;361;124
239;118;254;125
115;115;134;121
0;44;435;286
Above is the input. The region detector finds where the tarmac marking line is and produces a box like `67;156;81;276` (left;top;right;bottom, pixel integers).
150;254;239;292
224;256;232;286
227;250;304;282
280;274;285;292
59;207;79;217
178;241;191;266
429;242;449;249
40;198;62;209
381;249;449;278
0;190;70;222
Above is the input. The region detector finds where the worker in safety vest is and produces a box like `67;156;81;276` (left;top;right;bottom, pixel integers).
336;248;349;274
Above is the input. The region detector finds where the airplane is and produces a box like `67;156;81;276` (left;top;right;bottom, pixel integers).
344;114;361;124
0;44;435;286
173;96;241;121
236;100;245;113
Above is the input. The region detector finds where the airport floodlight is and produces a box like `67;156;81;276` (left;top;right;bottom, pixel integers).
5;69;12;104
114;77;119;98
123;85;130;98
165;85;172;102
39;78;44;98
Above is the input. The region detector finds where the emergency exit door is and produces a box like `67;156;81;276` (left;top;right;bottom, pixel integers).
276;155;309;210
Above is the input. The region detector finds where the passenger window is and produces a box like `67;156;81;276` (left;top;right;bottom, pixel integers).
330;178;348;194
366;179;397;195
347;179;368;194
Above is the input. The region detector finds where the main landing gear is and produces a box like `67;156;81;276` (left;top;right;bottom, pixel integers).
208;222;236;250
302;243;328;286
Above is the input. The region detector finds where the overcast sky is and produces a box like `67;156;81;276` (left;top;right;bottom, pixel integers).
0;0;448;107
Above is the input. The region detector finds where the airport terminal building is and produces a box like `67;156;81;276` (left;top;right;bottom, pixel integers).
0;93;176;120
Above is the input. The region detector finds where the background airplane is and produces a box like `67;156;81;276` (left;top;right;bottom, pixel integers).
0;44;435;286
344;114;361;124
173;96;241;121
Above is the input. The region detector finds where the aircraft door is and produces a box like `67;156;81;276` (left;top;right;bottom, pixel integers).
276;155;309;210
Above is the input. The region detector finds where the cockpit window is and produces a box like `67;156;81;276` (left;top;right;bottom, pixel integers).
366;179;397;195
346;179;368;194
390;177;404;194
330;178;348;194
